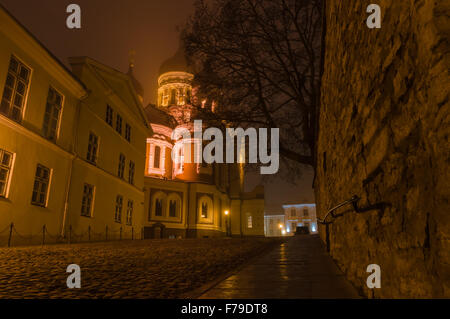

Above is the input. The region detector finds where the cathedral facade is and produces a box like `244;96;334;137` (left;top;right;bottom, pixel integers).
142;48;265;238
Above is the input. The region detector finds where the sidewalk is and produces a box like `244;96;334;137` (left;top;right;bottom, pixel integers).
199;234;361;299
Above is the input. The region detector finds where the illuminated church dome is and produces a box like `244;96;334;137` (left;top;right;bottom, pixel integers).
157;45;194;108
158;44;192;76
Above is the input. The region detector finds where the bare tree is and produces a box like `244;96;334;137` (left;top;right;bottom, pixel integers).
182;0;323;169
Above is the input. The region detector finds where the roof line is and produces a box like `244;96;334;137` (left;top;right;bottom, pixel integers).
0;3;86;91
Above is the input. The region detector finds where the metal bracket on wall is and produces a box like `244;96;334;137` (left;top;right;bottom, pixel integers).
317;195;360;253
317;195;360;225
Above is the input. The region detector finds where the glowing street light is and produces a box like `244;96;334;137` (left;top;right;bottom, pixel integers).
281;230;286;235
224;210;231;237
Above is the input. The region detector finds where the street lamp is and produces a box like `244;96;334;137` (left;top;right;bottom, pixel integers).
224;210;231;237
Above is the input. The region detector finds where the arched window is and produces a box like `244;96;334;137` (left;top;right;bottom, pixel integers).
169;200;177;217
186;89;191;104
170;89;176;105
151;191;167;219
201;202;208;218
154;146;161;168
162;89;169;106
155;199;163;216
167;193;181;218
177;88;185;105
198;195;213;222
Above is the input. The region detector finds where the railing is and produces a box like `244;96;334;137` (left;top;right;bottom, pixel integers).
0;223;143;248
317;195;360;252
317;195;360;225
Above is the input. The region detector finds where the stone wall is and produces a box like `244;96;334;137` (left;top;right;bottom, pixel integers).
315;0;449;298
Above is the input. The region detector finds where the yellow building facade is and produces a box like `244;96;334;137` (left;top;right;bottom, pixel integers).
0;6;148;244
0;7;86;243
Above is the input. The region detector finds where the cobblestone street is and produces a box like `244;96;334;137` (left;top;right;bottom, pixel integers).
0;238;282;299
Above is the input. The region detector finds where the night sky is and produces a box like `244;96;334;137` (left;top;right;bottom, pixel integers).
0;0;315;213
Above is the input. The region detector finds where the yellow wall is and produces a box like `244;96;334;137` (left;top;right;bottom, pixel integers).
0;11;85;241
66;58;148;239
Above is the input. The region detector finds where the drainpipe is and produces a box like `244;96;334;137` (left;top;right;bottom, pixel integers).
61;92;89;237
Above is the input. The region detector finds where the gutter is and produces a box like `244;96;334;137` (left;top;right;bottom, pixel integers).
61;91;90;237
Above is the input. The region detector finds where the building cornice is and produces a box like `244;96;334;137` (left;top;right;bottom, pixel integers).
0;115;74;159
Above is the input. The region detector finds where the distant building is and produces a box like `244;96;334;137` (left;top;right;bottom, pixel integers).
264;215;285;237
282;203;318;234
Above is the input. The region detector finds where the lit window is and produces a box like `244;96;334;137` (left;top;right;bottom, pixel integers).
158;93;162;106
118;153;125;179
170;88;176;105
177;88;185;105
125;123;131;142
128;161;135;185
31;164;51;207
115;195;123;223
126;200;133;225
201;202;208;218
0;56;31;122
154;146;161;168
81;183;94;217
42;87;63;142
162;89;169;106
106;105;113;126
116;114;122;134
86;132;99;164
0;149;14;198
247;214;253;229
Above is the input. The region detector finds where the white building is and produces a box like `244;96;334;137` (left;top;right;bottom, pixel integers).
282;203;318;235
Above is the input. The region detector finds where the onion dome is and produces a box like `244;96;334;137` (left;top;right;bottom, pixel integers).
158;44;192;75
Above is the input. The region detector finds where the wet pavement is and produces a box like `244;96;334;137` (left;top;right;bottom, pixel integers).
199;234;361;299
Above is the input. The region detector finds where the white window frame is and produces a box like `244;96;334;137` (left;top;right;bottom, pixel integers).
0;55;32;123
115;195;123;223
81;183;95;217
31;164;52;207
87;132;99;164
0;149;15;198
42;86;64;142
